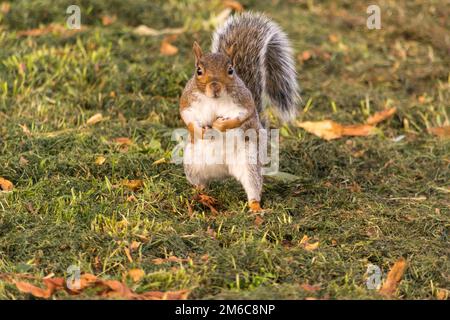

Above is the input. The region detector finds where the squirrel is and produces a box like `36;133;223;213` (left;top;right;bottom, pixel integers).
179;12;300;212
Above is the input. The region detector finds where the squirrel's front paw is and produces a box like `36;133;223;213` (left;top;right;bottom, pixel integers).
212;118;230;132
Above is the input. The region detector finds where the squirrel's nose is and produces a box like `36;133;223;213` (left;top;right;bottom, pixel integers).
210;81;222;92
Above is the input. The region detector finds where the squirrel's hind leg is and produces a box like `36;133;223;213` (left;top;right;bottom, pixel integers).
228;163;263;212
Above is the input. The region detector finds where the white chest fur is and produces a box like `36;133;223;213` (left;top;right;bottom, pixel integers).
182;92;247;127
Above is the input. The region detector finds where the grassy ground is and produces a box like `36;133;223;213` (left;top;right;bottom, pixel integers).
0;0;449;299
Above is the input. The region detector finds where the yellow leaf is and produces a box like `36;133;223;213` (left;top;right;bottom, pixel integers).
127;269;145;282
152;158;166;165
121;179;143;191
86;113;103;125
296;120;376;140
0;177;13;191
436;288;448;300
379;257;407;297
95;156;106;165
101;15;117;26
299;235;319;251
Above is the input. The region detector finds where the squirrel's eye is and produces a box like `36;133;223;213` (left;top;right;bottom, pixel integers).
228;66;234;75
196;67;203;76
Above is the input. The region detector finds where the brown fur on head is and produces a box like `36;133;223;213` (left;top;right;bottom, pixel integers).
192;41;236;98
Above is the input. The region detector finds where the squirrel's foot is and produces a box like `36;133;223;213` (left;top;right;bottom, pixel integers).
249;200;263;213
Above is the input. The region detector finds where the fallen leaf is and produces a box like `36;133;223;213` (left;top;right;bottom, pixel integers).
366;107;397;125
300;283;321;292
101;15;117;26
14;280;52;298
19;124;31;136
124;247;133;263
299;235;319;251
297;120;376;140
194;194;218;214
152;158;166;165
132;25;185;37
254;215;264;227
379;257;407;297
0;177;13;191
130;241;141;252
436;288;448;300
113;137;133;146
300;50;312;61
152;256;190;265
86;113;103;125
328;33;339;43
428;126;450;138
126;195;137;202
160;35;178;56
95;156;106;165
121;179;143;191
16;23;85;37
224;0;244;12
127;269;145;282
19;156;29;166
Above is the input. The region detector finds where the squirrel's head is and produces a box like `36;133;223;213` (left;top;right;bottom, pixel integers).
192;41;236;99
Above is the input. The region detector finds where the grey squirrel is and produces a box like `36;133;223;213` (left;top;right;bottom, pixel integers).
180;12;300;212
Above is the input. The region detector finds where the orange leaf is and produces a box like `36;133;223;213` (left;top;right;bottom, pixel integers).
127;269;145;282
139;289;190;300
0;177;13;191
341;124;377;137
300;283;321;292
113;137;133;146
14;281;53;298
299;235;319;251
300;50;312;61
379;257;407;297
366;107;397;125
254;215;264;227
101;15;117;26
224;0;244;12
160;35;178;56
296;120;344;140
428;126;450;138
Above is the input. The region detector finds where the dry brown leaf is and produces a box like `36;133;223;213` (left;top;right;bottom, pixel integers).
130;241;141;252
328;33;339;43
300;50;312;61
127;269;145;282
224;0;244;12
300;283;321;292
0;177;13;191
299;235;319;251
194;194;218;214
10;273;188;300
95;156;106;165
86;113;103;125
124;247;133;263
436;288;448;300
113;137;133;146
16;23;85;37
366;107;397;125
160;35;179;56
254;215;264;227
121;179;143;191
19;156;29;166
132;25;185;37
379;257;407;297
19;124;31;136
428;126;450;138
152;256;190;265
101;15;117;26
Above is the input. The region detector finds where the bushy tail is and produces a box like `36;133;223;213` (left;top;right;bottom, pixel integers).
212;12;300;121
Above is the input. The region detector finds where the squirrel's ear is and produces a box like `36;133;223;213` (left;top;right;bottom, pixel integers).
193;41;203;65
225;43;237;66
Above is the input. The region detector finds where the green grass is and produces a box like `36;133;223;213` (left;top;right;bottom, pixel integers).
0;0;449;299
